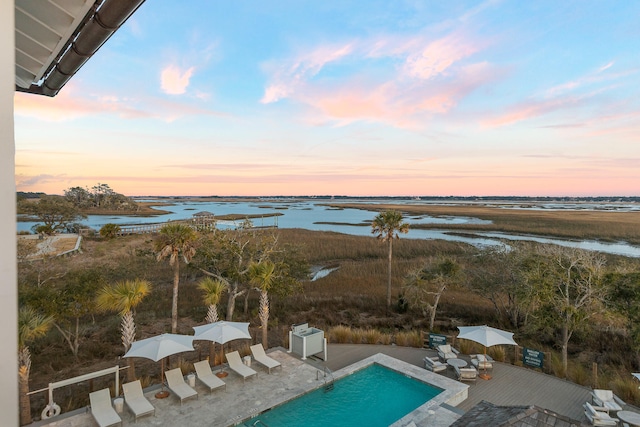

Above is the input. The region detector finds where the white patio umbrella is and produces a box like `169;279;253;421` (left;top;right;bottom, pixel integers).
457;325;517;380
124;333;195;397
193;321;251;376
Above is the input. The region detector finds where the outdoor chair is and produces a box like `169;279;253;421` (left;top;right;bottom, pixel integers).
89;388;122;427
165;368;198;405
471;354;493;370
226;351;257;382
423;356;447;373
454;366;478;382
436;344;459;361
583;402;619;426
591;389;624;414
193;360;226;393
250;344;282;374
122;380;155;422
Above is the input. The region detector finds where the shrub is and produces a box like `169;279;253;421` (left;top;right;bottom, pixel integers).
100;223;121;239
351;328;364;344
330;325;352;343
363;329;382;344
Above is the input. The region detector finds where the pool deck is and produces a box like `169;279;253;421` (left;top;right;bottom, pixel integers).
29;344;632;426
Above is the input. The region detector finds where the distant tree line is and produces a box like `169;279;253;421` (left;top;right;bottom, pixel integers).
17;183;138;235
63;183;138;211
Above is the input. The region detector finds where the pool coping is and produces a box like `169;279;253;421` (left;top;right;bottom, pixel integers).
326;353;468;427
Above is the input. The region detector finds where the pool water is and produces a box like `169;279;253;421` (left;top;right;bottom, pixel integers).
246;364;442;427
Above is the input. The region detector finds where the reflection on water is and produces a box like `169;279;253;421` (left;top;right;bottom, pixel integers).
16;199;640;258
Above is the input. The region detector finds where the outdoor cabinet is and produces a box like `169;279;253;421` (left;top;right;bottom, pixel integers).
289;323;326;360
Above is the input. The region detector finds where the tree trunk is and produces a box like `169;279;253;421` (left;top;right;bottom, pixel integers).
387;239;393;307
171;261;180;334
561;323;569;377
127;359;136;382
429;284;446;330
18;347;31;426
225;283;245;321
259;290;269;348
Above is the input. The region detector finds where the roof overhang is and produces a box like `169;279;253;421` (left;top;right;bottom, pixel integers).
15;0;146;97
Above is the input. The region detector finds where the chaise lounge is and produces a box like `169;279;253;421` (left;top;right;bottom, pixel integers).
89;388;122;427
193;360;226;393
122;380;155;422
226;351;257;382
250;344;282;374
165;368;198;405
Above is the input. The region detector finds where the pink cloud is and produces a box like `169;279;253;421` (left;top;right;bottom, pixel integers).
160;65;195;95
402;34;479;80
14;82;224;123
260;43;353;104
260;31;494;128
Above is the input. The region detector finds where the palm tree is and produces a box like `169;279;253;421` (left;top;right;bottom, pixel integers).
96;279;151;381
371;210;409;307
19;306;53;426
155;223;197;333
249;261;276;349
197;277;228;363
198;277;227;324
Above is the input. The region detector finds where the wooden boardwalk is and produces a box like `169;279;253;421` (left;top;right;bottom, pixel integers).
326;344;593;422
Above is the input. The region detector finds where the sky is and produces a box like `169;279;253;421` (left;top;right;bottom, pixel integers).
14;0;640;197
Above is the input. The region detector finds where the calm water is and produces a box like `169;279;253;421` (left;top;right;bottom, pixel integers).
245;364;441;427
16;198;640;257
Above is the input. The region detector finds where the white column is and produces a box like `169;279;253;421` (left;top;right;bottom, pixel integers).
0;1;19;425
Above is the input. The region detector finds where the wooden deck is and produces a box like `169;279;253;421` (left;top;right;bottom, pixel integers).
326;344;592;422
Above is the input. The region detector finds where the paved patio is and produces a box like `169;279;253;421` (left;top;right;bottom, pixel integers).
28;343;634;426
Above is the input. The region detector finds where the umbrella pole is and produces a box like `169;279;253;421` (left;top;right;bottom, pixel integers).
479;346;491;380
216;343;228;378
155;357;170;398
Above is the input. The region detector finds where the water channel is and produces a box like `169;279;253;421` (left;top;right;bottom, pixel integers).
17;199;640;258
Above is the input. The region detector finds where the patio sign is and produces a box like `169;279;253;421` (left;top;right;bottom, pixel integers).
523;347;544;369
429;333;447;348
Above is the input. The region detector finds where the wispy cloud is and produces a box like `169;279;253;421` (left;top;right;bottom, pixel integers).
14;83;225;122
260;43;353;104
260;29;495;128
160;65;195;95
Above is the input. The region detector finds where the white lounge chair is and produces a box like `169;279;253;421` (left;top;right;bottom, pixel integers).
165;368;198;405
471;354;493;370
89;388;122;427
437;344;459;361
250;344;282;374
591;389;624;414
584;402;619;426
122;380;155;422
455;366;478;382
226;351;257;382
193;360;226;393
423;356;447;373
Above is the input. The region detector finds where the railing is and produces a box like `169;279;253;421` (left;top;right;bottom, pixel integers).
27;365;128;420
316;365;335;392
252;419;271;427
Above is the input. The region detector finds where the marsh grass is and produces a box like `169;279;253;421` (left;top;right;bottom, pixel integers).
333;203;640;244
363;329;382;344
395;331;422;347
329;325;352;343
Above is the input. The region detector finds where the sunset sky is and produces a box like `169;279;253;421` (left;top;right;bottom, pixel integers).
14;1;640;197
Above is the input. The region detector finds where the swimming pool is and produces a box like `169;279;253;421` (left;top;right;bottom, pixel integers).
246;363;442;427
